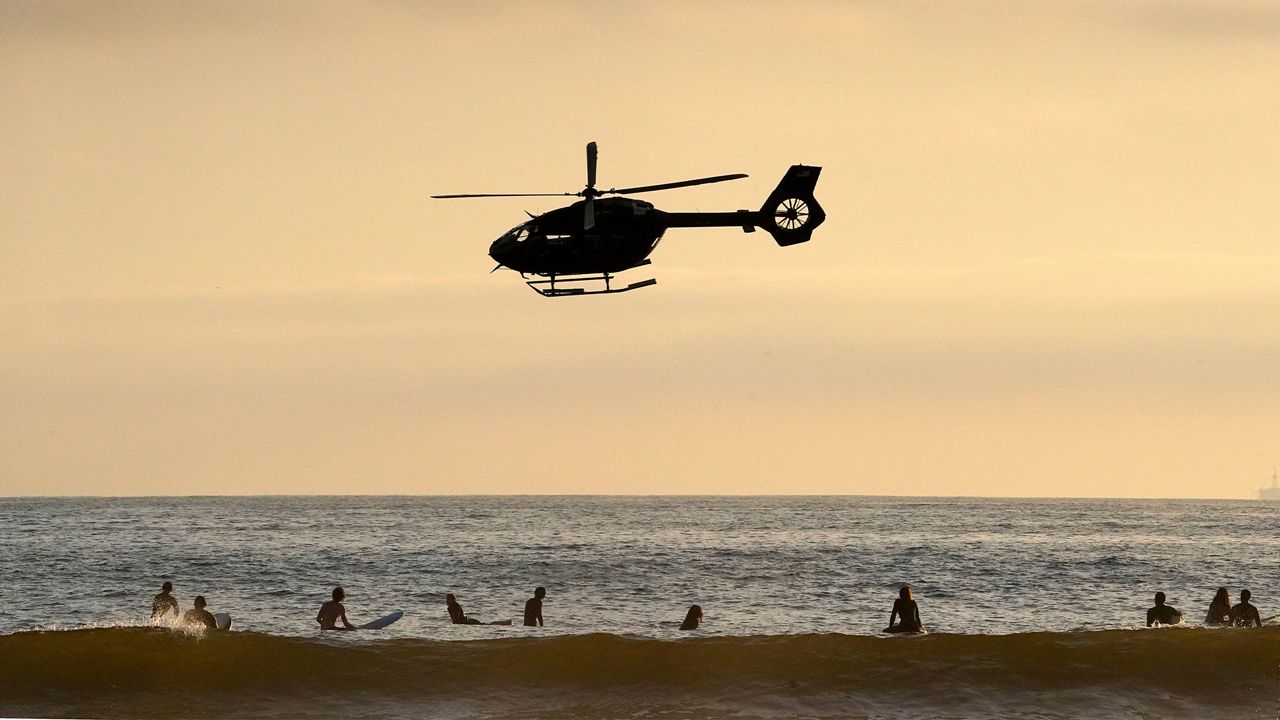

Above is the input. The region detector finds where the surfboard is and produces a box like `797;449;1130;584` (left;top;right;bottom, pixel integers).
214;613;232;631
359;611;403;630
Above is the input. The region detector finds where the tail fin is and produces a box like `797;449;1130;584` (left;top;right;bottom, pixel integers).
757;165;825;246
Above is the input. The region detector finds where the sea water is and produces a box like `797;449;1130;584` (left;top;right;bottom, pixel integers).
2;495;1278;718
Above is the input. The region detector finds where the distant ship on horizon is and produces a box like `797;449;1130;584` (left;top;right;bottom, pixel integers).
1258;468;1280;501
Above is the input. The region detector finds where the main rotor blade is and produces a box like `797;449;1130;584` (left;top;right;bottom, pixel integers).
606;173;748;195
430;192;576;199
586;142;598;190
584;198;595;230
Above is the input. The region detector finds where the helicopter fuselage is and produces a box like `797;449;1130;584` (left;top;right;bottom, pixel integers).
489;197;667;276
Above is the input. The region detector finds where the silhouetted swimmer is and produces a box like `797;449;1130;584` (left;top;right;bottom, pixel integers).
317;586;357;631
151;581;179;620
1205;587;1232;626
1146;592;1182;626
447;593;511;625
523;586;545;627
183;595;217;631
886;586;925;633
1230;589;1262;628
680;604;703;630
447;593;481;624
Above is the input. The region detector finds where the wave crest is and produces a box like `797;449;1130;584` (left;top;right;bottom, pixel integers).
2;627;1276;718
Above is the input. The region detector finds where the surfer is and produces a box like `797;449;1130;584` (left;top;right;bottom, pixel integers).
447;593;482;624
886;586;925;633
679;604;703;630
446;593;511;625
523;586;545;627
1146;592;1182;626
1205;587;1232;626
150;581;179;620
1229;589;1262;628
317;586;357;631
182;595;217;631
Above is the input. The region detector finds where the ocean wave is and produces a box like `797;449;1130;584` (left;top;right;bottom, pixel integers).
2;627;1277;718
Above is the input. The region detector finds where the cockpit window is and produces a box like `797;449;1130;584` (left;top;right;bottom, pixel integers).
506;225;531;242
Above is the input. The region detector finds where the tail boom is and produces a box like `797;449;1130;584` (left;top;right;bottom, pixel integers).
655;165;825;245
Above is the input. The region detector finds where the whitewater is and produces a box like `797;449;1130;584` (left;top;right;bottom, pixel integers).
2;495;1278;718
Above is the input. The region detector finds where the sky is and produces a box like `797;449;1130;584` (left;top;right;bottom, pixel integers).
2;0;1278;498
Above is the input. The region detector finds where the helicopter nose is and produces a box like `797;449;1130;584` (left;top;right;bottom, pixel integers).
489;236;516;265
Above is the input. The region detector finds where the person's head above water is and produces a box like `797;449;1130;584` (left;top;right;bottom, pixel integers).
445;593;458;604
1154;592;1167;605
1215;587;1230;604
193;595;207;609
332;586;345;602
534;587;546;599
1241;589;1252;602
899;586;913;600
162;581;173;593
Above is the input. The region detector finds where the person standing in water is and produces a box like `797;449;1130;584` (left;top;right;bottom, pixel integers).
680;604;703;630
886;586;925;633
1230;589;1262;628
317;586;357;631
150;581;179;620
183;595;217;630
523;586;545;627
1146;592;1182;626
1205;587;1232;626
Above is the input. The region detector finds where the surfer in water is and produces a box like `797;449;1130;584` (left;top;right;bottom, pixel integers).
523;586;545;627
1146;592;1182;626
1229;589;1262;628
1205;587;1232;626
150;581;179;620
317;586;358;631
446;593;511;625
680;604;703;630
183;595;217;631
886;586;925;633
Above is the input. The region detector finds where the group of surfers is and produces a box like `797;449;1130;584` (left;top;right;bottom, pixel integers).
1145;587;1266;628
150;581;1267;634
148;582;220;630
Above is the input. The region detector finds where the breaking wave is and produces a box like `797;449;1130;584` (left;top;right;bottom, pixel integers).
2;627;1277;718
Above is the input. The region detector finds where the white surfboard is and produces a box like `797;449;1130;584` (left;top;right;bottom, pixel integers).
359;611;403;630
214;613;232;631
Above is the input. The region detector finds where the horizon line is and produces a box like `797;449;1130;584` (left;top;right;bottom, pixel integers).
0;492;1262;502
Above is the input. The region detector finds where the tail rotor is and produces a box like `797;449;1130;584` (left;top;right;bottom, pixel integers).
757;165;825;246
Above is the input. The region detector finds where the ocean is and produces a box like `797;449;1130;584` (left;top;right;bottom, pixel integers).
2;495;1278;718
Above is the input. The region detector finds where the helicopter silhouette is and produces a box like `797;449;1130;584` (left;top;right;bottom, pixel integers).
432;142;825;296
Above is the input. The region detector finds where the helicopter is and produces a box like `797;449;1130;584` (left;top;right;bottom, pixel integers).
432;142;825;296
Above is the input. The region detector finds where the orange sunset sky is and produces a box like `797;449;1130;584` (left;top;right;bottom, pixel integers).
3;1;1278;497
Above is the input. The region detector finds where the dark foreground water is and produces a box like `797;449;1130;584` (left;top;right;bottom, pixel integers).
2;496;1278;718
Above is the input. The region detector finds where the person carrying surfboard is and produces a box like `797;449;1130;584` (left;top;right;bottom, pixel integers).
183;595;217;631
317;586;358;631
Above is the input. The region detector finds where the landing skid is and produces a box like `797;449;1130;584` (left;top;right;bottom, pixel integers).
521;261;657;297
